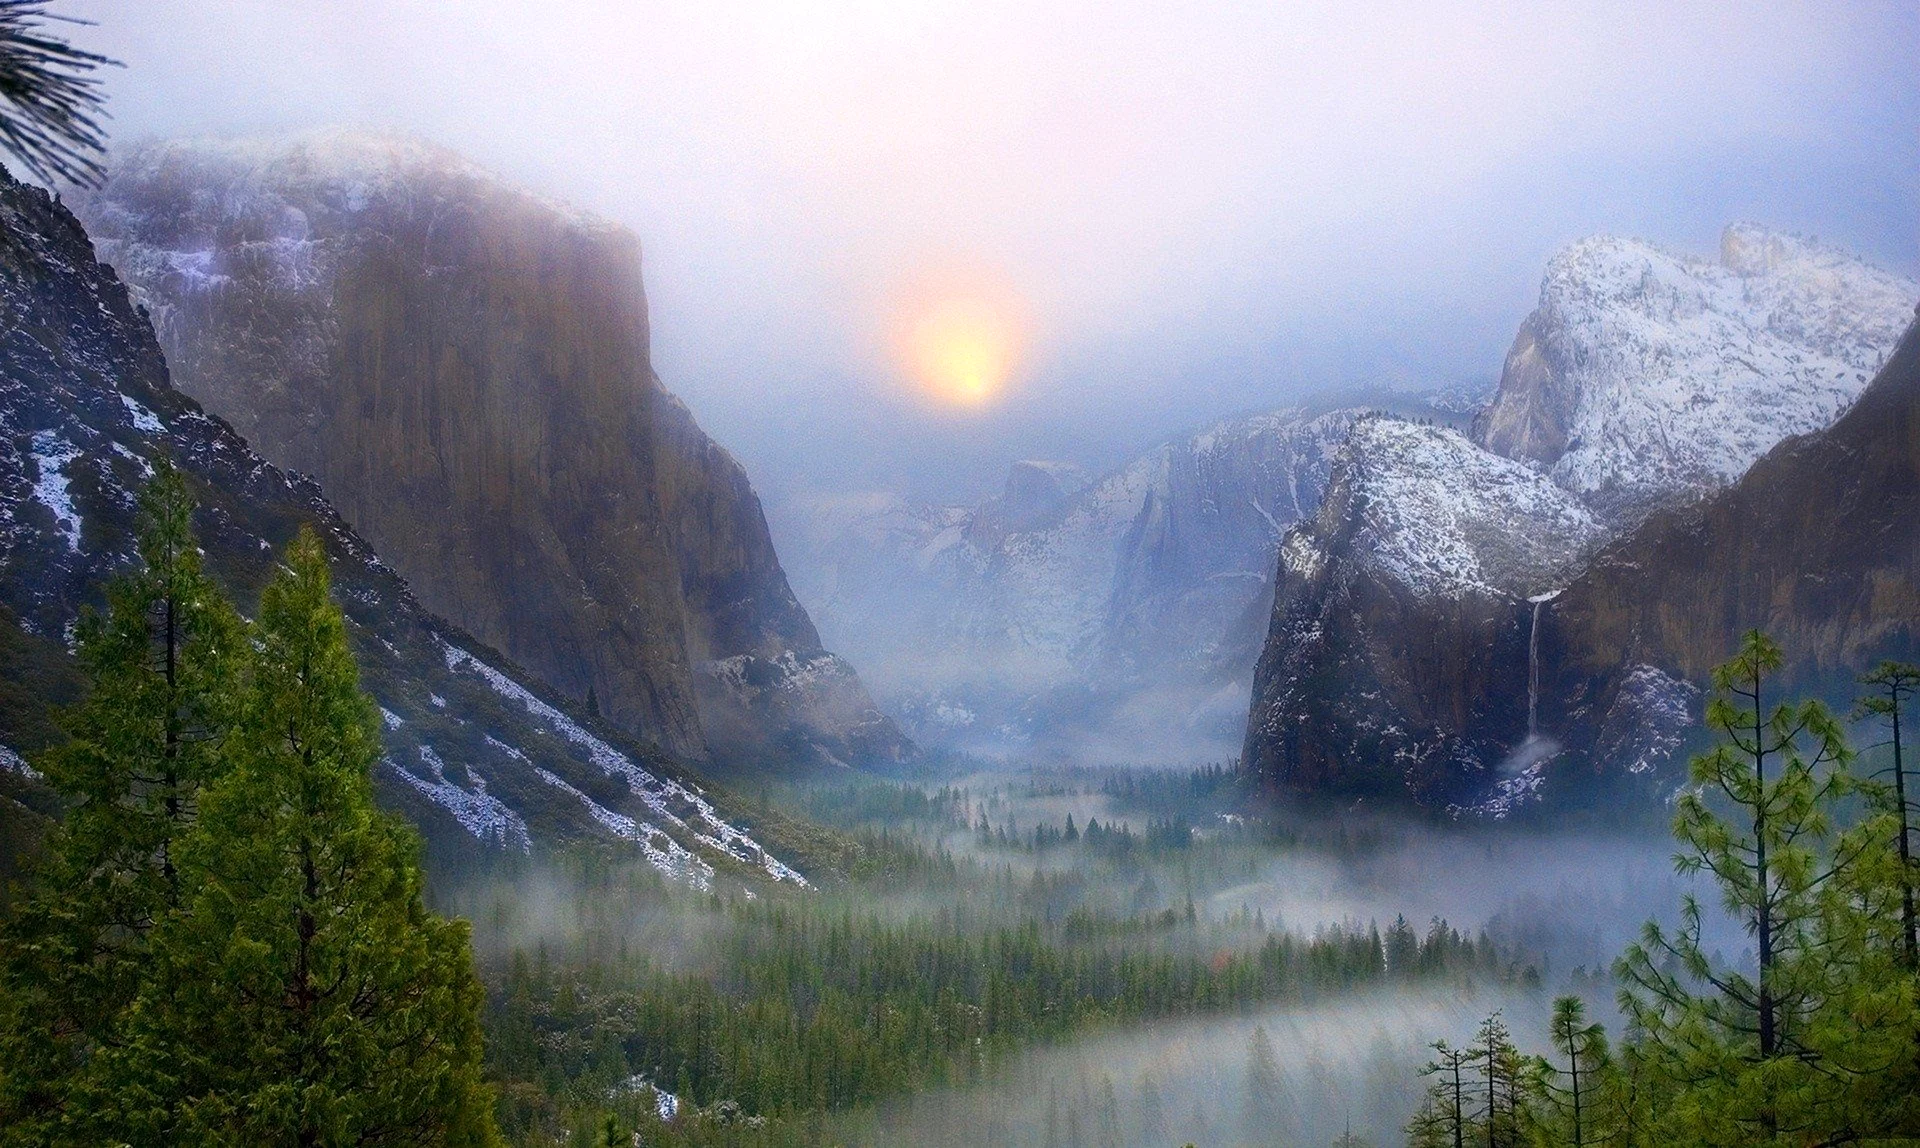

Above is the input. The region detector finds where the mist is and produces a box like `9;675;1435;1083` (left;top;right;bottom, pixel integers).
60;1;1920;514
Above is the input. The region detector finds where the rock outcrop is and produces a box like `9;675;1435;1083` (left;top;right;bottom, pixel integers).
0;160;812;885
1241;418;1605;806
1246;226;1917;813
1535;310;1920;791
75;130;907;769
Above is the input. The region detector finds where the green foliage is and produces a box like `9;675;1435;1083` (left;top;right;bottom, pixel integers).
1535;996;1609;1148
0;479;499;1145
0;462;248;1142
482;889;1510;1145
1611;630;1892;1142
1404;631;1920;1147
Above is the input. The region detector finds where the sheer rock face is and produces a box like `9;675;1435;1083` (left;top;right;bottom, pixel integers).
1473;225;1916;524
1241;419;1604;805
1538;312;1920;784
76;131;906;769
0;161;811;883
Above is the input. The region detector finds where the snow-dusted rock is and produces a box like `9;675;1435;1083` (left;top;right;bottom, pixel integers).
1243;416;1604;806
1475;224;1917;522
0;158;808;889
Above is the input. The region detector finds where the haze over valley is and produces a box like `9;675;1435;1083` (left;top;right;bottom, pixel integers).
0;4;1918;1146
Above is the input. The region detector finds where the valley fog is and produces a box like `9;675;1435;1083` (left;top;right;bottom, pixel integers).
845;988;1553;1147
441;762;1731;1145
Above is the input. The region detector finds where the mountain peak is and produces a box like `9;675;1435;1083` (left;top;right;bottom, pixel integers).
1475;223;1916;522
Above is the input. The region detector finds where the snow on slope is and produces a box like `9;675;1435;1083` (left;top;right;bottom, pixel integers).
1324;419;1606;600
444;643;809;886
1477;224;1917;520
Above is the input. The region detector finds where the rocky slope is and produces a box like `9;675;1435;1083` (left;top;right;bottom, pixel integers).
793;406;1365;760
74;131;906;770
1474;224;1916;523
1535;309;1920;793
1247;227;1917;813
1241;418;1605;806
0;161;814;888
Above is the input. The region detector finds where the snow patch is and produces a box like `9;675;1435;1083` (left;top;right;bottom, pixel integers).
531;767;713;889
29;431;83;550
0;744;41;781
386;747;531;853
442;643;808;885
119;393;164;433
1337;419;1604;599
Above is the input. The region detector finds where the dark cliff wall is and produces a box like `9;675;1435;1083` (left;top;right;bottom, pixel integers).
1240;463;1533;807
77;134;907;768
0;161;822;872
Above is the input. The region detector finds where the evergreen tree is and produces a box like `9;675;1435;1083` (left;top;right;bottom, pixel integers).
1469;1013;1529;1148
0;464;247;1144
0;0;118;187
1857;661;1920;969
1538;996;1608;1147
1409;1040;1471;1148
1243;1023;1285;1139
1614;631;1867;1142
102;528;499;1145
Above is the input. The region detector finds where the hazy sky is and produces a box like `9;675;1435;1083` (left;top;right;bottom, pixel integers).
63;1;1920;508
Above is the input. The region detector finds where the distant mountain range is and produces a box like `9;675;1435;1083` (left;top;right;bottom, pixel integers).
1245;226;1919;815
789;398;1471;764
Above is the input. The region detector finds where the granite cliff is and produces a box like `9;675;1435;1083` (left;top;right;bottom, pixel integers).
0;160;817;885
1246;227;1916;812
75;131;906;770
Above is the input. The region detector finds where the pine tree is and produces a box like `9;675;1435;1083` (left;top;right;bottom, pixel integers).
1538;996;1608;1147
101;527;499;1145
1857;661;1920;969
1614;631;1864;1142
0;463;247;1144
1243;1023;1285;1139
1469;1013;1531;1148
0;0;118;187
1409;1040;1471;1148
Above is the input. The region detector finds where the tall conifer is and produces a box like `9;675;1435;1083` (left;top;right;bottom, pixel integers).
103;527;499;1145
0;463;245;1144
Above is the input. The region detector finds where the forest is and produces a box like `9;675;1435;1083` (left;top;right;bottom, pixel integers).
3;469;1918;1147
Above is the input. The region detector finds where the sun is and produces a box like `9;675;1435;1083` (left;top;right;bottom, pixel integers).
892;277;1028;410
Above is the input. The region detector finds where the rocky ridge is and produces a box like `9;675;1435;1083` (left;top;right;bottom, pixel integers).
1242;418;1604;805
1246;226;1917;813
1474;224;1915;522
793;405;1366;760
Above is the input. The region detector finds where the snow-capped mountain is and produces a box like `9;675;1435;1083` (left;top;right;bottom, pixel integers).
1246;225;1918;814
74;130;907;772
0;160;809;888
1475;224;1917;522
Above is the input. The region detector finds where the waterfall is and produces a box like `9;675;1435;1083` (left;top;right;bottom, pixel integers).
1527;597;1543;739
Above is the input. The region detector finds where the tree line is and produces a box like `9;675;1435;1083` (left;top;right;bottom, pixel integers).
1407;633;1920;1146
481;886;1526;1144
